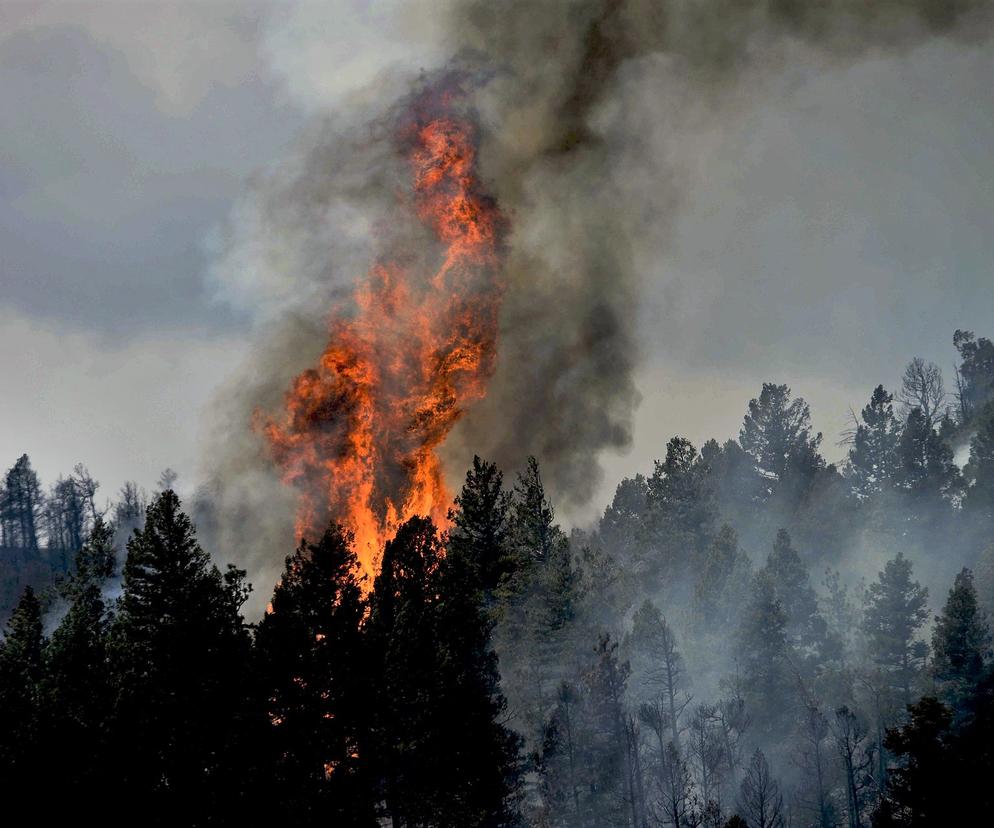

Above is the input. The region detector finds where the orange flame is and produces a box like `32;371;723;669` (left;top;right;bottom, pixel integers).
259;89;506;579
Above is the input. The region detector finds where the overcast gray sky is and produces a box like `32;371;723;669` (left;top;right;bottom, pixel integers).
1;1;992;521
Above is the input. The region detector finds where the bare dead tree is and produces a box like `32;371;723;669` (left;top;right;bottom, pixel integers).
793;703;836;828
898;358;946;428
716;680;751;778
738;750;785;828
653;613;692;750
954;365;971;424
655;741;701;828
688;705;724;815
72;463;102;525
640;698;671;769
158;467;179;492
831;707;877;828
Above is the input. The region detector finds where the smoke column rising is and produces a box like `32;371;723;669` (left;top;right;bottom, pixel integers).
206;0;994;603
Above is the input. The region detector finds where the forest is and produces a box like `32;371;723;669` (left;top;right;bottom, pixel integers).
2;327;994;827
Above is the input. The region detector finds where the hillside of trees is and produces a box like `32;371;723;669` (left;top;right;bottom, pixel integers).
2;329;994;826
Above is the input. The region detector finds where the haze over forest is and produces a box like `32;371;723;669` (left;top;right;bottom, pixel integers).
2;2;994;826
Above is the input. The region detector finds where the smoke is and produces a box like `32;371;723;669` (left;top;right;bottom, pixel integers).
440;0;992;508
206;0;993;602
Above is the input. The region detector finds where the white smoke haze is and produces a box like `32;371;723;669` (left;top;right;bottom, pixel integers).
261;0;459;113
0;306;247;504
202;0;994;604
0;0;264;117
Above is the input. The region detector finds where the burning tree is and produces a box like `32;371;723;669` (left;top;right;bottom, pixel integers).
260;80;508;578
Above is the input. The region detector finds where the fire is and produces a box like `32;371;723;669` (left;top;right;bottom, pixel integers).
259;87;507;579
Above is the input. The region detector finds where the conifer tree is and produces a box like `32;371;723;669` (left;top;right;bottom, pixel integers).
600;474;649;568
931;568;990;713
0;586;44;792
512;456;557;564
437;520;523;826
694;523;749;627
964;405;994;520
535;682;585;824
894;409;960;505
1;455;43;551
44;519;116;801
584;635;639;827
738;574;793;735
740;383;823;486
953;329;994;421
861;553;929;706
110;490;253;822
368;516;445;825
762;529;836;668
369;515;522;827
254;524;375;826
500;458;585;736
646;436;716;570
873;698;952;827
848;385;901;499
447;455;515;597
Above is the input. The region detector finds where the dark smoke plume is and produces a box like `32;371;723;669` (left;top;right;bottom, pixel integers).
206;0;993;602
442;0;992;507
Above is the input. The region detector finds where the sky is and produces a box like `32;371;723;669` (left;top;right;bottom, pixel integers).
1;1;992;525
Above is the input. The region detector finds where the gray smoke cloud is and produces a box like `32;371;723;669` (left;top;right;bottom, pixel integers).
206;0;994;606
440;0;993;509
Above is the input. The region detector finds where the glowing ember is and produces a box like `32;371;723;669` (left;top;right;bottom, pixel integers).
259;87;507;578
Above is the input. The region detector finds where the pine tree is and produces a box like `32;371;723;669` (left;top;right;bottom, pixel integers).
369;515;522;826
535;681;586;824
110;490;253;823
254;524;375;826
694;523;749;627
0;586;44;792
964;405;994;520
44;519;116;802
894;408;960;505
437;522;523;826
873;698;952;827
512;456;557;564
738;574;793;735
447;455;516;598
740;383;823;486
848;385;901;499
975;541;994;618
762;529;836;668
498;458;585;743
861;553;929;706
584;635;640;828
645;436;716;570
600;473;649;568
368;516;445;825
2;454;43;551
953;329;994;421
931;568;991;713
